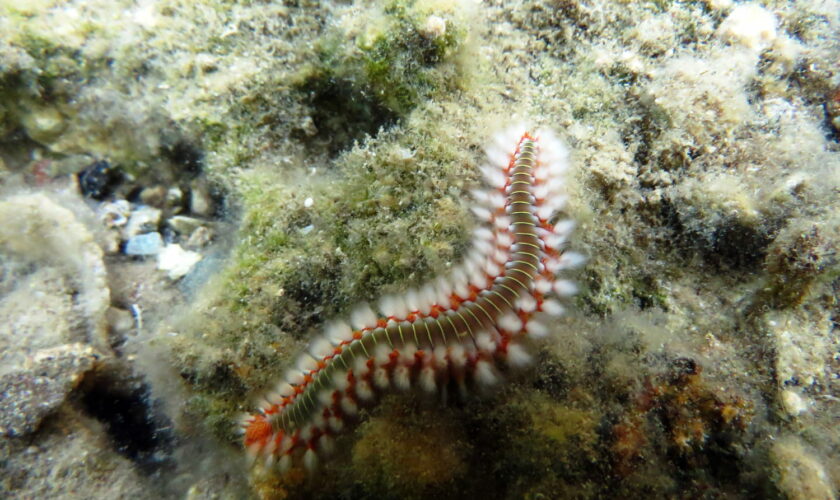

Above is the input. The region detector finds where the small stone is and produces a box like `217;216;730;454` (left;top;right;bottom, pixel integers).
124;232;163;256
157;243;202;279
189;181;214;216
0;343;100;437
97;200;131;229
185;226;213;248
166;187;183;208
304;197;314;208
123;205;162;239
139;185;167;208
77;160;123;200
106;307;134;337
780;389;809;417
167;215;206;235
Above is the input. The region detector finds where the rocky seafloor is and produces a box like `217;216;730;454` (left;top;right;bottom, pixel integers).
0;0;838;498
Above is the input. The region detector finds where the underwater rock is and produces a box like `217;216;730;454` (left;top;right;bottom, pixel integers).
123;205;162;240
770;437;835;500
157;243;202;280
0;343;101;437
124;232;164;256
0;193;111;352
77;160;123;201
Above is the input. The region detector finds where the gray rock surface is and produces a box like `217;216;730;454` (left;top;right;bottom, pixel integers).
0;344;101;437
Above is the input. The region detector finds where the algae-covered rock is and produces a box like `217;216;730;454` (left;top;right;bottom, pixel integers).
0;193;111;352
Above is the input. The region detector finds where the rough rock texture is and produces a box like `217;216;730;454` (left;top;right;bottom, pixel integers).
0;194;111;352
0;406;158;499
0;343;101;437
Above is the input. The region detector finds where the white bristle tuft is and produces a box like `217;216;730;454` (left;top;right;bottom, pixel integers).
351;304;377;330
317;390;334;406
373;367;390;389
553;219;576;237
329;416;343;432
341;395;358;416
474;237;494;256
378;295;399;318
488;191;506;209
485;144;511;169
275;382;294;397
469;271;488;290
245;443;262;465
473;226;494;242
498;312;523;333
309;337;334;359
374;343;391;365
419;285;435;314
264;434;279;456
237;413;253;429
285;369;305;386
474;359;498;386
471;205;493;222
297;354;318;372
536;204;555;221
394;364;411;390
506;343;533;368
558;251;586;269
470;188;490;205
280;435;293;454
319;434;336;455
484;260;501;277
436;277;453;302
303;448;318;472
451;267;470;298
278;454;292;473
449;343;467;368
353;354;370;376
333;370;349;391
433;345;448;370
405;288;420;312
535;277;552;294
497;232;513;249
492;248;507;265
266;392;283;405
545;256;563;274
355;380;374;401
541;299;566;316
326;321;353;344
300;425;314;441
517;293;537;313
494;215;511;231
400;342;417;364
526;319;549;338
420;365;437;392
476;332;496;354
544;233;569;250
480;164;507;188
553;279;579;296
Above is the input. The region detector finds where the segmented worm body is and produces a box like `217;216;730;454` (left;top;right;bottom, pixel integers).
240;126;580;472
